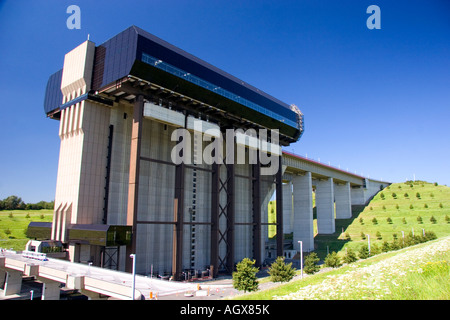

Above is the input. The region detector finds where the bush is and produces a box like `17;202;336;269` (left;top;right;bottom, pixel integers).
303;252;320;274
232;258;259;292
344;232;351;240
324;251;342;268
343;248;358;264
391;192;397;199
439;203;444;209
372;217;378;225
404;192;409;198
417;216;423;224
359;217;364;225
380;192;385;200
409;204;414;210
402;217;407;224
445;215;449;223
430;216;437;224
416;192;421;199
376;231;382;240
268;256;295;283
382;241;391;252
361;232;366;240
358;244;370;259
387;217;393;224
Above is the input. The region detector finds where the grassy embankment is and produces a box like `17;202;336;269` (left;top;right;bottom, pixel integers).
0;209;53;251
243;181;450;300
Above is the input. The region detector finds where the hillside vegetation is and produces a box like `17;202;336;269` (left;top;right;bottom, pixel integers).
314;181;450;259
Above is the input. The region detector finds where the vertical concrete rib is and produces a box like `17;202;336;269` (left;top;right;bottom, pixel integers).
126;95;144;272
335;181;352;219
275;155;284;257
316;177;335;234
282;181;293;235
292;172;314;252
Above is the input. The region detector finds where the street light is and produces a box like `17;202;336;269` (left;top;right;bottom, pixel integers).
298;241;303;279
130;254;136;300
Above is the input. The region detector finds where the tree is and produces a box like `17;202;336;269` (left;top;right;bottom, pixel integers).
232;258;259;292
417;216;423;224
268;256;296;283
358;244;370;259
372;217;378;225
324;251;342;268
343;248;357;264
381;241;390;252
376;231;382;240
430;216;437;224
387;217;393;224
303;252;320;274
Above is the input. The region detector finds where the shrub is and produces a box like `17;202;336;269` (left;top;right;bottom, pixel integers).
324;251;342;268
396;204;400;210
393;233;398;240
380;192;385;200
424;230;437;241
402;217;407;224
232;258;259;292
417;216;423;224
381;241;391;252
430;216;437;224
404;192;409;198
416;192;421;199
445;215;449;223
424;203;428;209
391;192;397;199
268;256;296;283
359;217;364;225
376;231;382;240
303;252;320;274
25;213;30;219
387;217;393;224
434;182;438;186
372;217;378;225
439;203;443;209
409;204;414;210
361;232;366;240
382;205;386;210
343;248;358;264
358;244;370;259
344;232;351;240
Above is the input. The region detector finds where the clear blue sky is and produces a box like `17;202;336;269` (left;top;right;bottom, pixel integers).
0;0;449;203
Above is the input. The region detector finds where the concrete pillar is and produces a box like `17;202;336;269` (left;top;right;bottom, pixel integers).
41;280;61;300
282;181;293;235
0;268;6;290
316;178;335;234
3;270;22;296
292;172;314;252
335;182;352;219
351;186;365;205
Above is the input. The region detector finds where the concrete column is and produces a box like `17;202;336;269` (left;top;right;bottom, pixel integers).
335;182;352;219
316;178;335;234
41;280;61;300
282;181;293;235
3;270;22;296
351;186;365;205
0;268;6;290
292;172;314;252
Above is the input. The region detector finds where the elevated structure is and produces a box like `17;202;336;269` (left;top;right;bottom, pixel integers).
43;26;303;280
42;25;388;282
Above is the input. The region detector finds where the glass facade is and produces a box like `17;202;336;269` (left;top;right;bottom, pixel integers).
142;53;299;129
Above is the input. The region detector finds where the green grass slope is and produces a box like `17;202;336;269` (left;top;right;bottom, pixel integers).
0;209;53;251
314;181;450;260
234;236;450;300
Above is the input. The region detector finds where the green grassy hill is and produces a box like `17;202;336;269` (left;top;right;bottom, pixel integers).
0;209;53;251
315;181;450;259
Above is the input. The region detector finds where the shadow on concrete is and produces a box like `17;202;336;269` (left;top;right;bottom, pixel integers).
313;205;365;261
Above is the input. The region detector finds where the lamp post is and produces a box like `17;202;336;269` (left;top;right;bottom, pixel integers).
298;241;303;279
130;254;136;300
